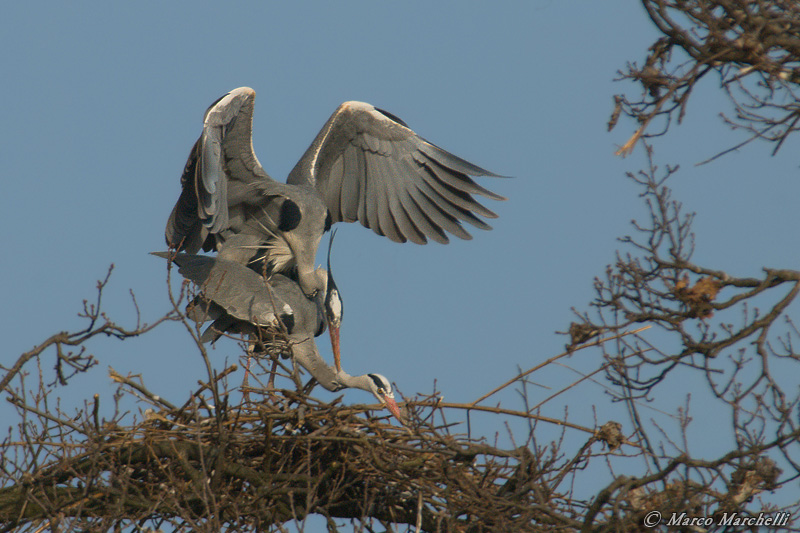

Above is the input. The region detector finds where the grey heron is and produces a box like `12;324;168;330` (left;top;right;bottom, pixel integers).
151;250;401;421
166;87;506;298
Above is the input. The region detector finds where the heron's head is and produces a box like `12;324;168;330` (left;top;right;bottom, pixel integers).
366;374;402;421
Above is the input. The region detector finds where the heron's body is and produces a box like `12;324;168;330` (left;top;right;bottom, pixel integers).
166;87;506;297
152;251;401;420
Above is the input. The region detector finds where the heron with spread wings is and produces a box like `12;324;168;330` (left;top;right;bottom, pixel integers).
166;87;506;302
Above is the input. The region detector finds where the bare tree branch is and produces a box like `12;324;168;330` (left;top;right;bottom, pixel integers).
613;1;800;159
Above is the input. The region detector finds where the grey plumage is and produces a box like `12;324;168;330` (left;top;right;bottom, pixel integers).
166;87;506;297
151;251;318;343
151;250;401;420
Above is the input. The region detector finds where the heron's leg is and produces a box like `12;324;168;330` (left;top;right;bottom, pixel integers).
266;357;281;404
241;340;256;403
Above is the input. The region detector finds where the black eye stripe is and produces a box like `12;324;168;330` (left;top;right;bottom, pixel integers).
368;374;388;392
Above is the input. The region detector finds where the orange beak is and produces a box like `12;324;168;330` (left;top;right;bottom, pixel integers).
329;323;342;373
382;395;403;422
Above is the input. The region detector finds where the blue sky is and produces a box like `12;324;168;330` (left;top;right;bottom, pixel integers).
3;1;800;522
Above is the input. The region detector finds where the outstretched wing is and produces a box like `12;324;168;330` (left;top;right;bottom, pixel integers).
166;87;276;252
287;101;507;244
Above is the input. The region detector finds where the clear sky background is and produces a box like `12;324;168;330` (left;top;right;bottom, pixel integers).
3;1;799;525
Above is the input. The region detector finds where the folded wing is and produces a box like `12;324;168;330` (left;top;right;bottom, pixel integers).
151;252;292;328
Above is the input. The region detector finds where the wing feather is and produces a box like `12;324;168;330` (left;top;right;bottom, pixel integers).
417;161;499;219
419;150;506;201
368;155;405;242
408;184;472;241
326;156;344;221
339;147;361;222
165;87;277;252
197;127;228;233
394;158;449;244
388;187;427;245
404;192;449;244
356;148;369;226
153;252;287;326
287;101;505;244
413;165;492;233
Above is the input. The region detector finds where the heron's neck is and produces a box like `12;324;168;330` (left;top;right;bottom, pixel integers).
334;372;374;394
291;337;339;390
290;337;372;394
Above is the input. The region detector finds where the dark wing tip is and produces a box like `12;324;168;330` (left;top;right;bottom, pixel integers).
205;93;229;115
484;189;508;202
204;86;256;116
374;106;410;128
420;140;510;178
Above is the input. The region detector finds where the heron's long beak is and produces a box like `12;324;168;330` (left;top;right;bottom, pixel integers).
382;395;402;422
328;323;342;373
